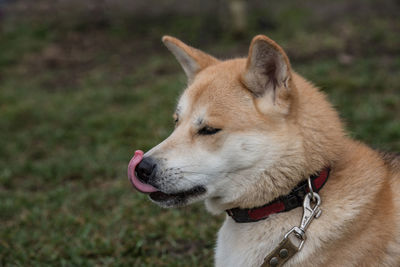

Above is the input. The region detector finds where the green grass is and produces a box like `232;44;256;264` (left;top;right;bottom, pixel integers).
0;1;399;266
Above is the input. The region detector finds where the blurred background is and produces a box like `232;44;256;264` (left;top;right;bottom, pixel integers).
0;0;399;265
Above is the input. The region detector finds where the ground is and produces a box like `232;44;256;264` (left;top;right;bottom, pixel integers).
0;0;399;266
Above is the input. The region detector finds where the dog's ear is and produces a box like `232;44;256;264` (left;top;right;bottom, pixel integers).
162;36;218;83
242;35;293;113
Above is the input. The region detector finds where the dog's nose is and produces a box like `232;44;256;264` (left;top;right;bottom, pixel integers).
135;157;157;183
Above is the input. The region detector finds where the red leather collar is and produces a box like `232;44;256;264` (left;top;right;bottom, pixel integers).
226;168;330;223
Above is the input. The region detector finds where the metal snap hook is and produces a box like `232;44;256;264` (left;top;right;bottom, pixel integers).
283;192;322;251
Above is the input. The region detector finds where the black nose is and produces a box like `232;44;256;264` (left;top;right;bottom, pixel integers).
135;157;157;183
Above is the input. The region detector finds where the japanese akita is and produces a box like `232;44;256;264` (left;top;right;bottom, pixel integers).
128;35;400;266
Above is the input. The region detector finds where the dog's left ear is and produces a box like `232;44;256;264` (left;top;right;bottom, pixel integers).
242;35;293;114
162;36;219;83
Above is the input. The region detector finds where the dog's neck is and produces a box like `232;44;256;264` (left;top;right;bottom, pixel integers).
225;167;330;223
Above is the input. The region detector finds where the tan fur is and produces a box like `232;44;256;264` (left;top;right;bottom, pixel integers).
146;35;400;266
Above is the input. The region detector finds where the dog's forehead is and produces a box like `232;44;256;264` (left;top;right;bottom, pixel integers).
177;59;252;120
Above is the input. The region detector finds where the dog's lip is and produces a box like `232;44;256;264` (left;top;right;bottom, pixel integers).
128;150;158;193
149;186;206;202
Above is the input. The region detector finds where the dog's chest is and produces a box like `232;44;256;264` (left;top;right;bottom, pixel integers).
215;215;298;267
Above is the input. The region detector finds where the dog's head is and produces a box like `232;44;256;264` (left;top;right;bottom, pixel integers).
128;35;324;213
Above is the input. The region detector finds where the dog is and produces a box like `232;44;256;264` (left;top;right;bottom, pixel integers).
128;35;400;266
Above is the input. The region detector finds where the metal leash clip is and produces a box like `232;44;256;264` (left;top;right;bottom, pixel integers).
262;179;323;266
283;190;322;251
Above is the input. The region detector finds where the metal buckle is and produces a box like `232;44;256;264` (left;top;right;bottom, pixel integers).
283;192;322;251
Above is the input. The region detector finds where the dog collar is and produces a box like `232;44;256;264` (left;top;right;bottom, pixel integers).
225;167;330;223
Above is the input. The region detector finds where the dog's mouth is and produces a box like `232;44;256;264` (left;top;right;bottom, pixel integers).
148;186;206;203
128;150;206;205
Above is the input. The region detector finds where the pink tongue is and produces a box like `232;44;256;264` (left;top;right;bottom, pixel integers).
128;150;158;193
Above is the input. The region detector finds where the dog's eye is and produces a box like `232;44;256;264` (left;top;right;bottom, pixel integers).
198;126;221;135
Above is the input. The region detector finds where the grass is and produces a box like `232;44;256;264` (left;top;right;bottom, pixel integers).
0;1;399;266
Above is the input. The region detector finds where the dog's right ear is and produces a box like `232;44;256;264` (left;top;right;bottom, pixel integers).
162;36;218;83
